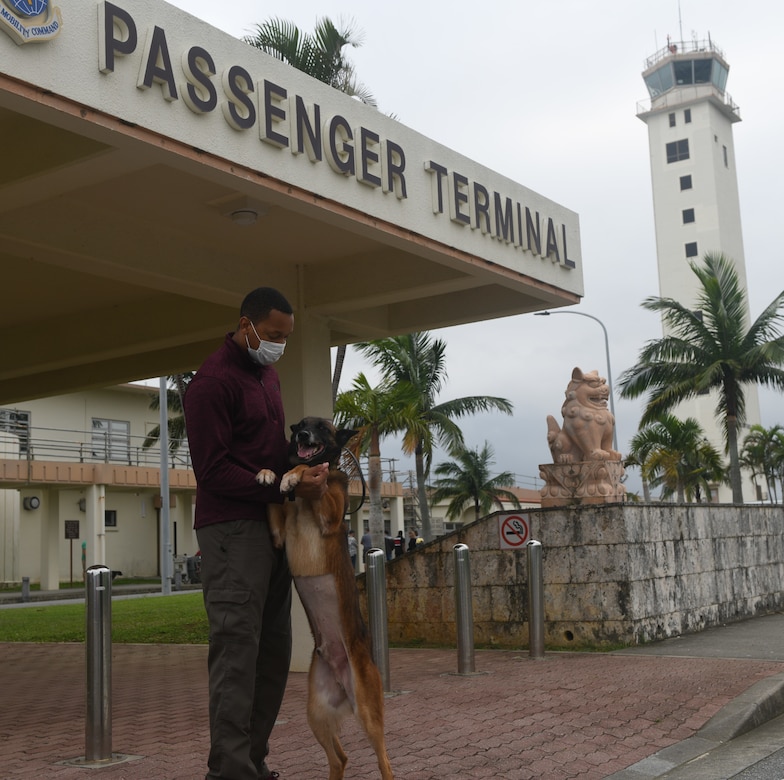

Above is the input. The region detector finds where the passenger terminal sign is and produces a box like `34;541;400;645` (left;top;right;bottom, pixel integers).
0;1;583;294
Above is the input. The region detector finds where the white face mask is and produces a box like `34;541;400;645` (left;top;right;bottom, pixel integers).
246;322;286;366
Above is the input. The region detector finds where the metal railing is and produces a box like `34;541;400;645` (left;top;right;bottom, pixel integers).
643;38;726;70
0;425;192;470
636;87;739;118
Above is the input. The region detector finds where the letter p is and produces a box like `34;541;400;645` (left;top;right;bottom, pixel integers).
99;2;138;74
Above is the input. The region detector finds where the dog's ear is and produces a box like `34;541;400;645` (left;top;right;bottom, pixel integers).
290;420;304;435
336;428;358;449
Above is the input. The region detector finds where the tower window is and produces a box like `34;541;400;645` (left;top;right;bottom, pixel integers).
723;145;729;168
682;208;695;224
666;139;690;163
680;175;693;190
668;112;676;127
685;242;699;258
684;108;692;123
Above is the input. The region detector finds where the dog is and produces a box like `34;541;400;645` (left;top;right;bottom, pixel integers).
256;416;394;780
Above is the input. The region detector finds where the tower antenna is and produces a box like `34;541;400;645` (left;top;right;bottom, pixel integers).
678;0;683;44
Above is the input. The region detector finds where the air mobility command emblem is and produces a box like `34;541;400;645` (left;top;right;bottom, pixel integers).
0;0;62;45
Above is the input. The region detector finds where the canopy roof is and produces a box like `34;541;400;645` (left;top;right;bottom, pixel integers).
0;1;581;404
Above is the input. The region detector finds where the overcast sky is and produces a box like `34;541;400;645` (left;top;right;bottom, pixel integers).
166;0;784;493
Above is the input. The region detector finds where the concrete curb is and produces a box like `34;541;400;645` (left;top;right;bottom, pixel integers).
606;671;784;779
698;670;784;742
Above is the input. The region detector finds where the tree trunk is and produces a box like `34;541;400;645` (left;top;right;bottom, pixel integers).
727;415;744;504
367;427;385;551
414;443;432;541
331;345;346;407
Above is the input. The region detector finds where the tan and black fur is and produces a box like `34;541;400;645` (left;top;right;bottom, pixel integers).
257;417;394;780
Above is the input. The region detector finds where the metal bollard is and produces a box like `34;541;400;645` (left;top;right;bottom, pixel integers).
453;544;475;674
526;540;545;660
21;576;30;603
366;548;390;692
85;565;112;762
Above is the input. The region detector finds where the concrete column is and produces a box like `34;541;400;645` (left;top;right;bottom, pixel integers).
388;495;404;537
39;489;59;590
276;306;333;422
84;484;107;567
273;296;335;672
0;433;20;584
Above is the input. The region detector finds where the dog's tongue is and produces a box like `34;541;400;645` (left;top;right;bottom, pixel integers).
298;444;322;460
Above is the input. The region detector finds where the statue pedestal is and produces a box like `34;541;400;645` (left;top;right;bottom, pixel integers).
539;461;626;508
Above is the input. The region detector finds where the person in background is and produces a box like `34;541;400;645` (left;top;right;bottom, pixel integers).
393;530;405;557
184;286;328;780
347;528;358;571
361;527;372;560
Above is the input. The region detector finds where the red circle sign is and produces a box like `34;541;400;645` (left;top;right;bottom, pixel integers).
500;515;529;547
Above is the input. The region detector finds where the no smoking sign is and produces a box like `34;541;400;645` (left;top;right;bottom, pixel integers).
498;513;530;549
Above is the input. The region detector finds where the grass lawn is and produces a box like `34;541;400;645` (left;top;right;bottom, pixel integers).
0;593;208;644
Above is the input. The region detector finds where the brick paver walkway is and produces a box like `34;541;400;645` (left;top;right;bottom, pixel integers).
2;643;784;779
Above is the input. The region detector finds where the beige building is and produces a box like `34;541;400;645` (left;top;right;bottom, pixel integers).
0;384;197;586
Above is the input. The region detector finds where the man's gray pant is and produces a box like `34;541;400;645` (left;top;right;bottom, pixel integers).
197;517;292;780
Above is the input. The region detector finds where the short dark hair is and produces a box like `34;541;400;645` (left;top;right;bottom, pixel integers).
240;287;293;323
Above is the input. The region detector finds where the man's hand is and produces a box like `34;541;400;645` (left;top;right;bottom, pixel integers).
294;463;329;500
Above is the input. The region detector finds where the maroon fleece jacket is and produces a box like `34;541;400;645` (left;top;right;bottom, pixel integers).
184;333;289;529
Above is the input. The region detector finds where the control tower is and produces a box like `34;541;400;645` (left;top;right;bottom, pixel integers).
637;36;762;502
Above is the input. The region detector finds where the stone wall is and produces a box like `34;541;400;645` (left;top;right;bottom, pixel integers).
357;504;784;649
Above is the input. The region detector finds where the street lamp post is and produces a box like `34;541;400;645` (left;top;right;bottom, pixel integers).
534;310;619;453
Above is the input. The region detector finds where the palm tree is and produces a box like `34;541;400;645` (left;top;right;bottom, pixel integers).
333;373;418;551
244;17;375;106
356;332;513;541
629;415;726;503
143;373;194;457
740;424;784;503
624;442;653;503
244;16;377;405
430;441;521;522
618;252;784;503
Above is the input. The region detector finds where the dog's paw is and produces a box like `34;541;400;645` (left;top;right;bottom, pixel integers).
280;470;302;494
256;468;277;486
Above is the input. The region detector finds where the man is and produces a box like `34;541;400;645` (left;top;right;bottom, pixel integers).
184;287;328;780
361;527;372;560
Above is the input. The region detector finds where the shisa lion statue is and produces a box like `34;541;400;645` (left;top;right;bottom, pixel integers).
540;367;626;506
546;367;621;464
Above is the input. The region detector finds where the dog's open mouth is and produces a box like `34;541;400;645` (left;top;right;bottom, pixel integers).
297;443;326;461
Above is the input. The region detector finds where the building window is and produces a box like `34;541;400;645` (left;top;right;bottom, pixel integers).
685;242;699;258
684;108;692;123
723;145;729;168
91;418;130;462
0;408;31;456
682;208;695;224
680;175;693;190
105;510;118;529
666;139;690;163
668;112;676;127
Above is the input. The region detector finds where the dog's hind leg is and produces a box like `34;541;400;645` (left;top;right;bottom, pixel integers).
352;662;394;779
307;652;351;780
